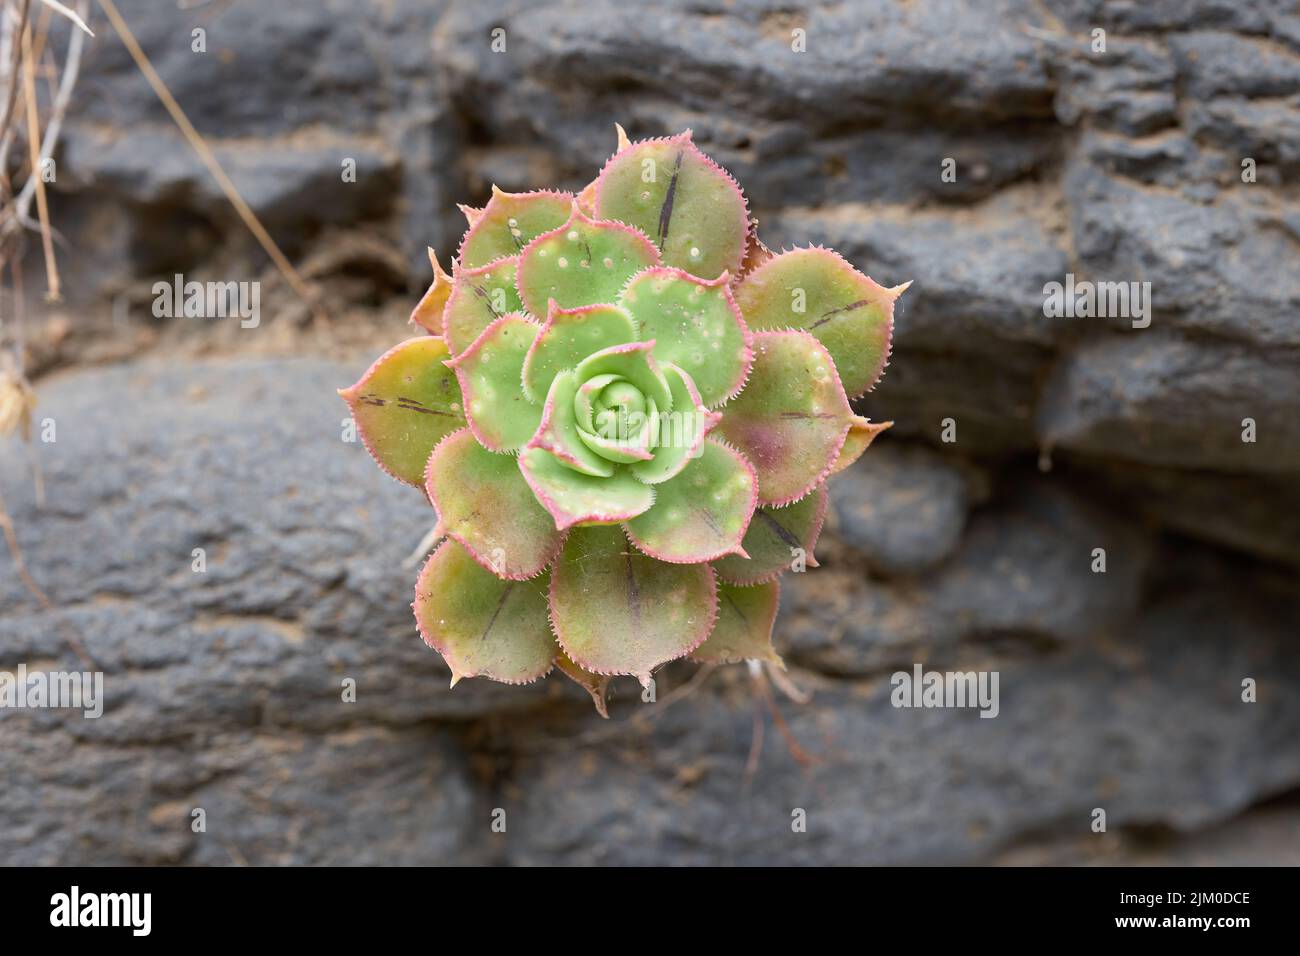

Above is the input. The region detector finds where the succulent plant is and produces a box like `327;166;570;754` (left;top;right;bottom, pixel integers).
339;126;907;715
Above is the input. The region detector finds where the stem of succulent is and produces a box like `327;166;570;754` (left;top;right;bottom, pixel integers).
402;520;444;570
749;662;816;768
766;660;811;704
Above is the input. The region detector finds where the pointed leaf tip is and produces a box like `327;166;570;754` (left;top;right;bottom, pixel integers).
625;438;757;564
410;249;454;334
829;416;891;475
594;133;748;280
341;337;464;488
691;580;782;666
415;540;556;685
555;651;612;718
714;483;829;586
735;247;896;398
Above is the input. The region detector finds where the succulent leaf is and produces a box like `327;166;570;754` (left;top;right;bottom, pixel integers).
338;336;464;488
735;247;903;398
738;228;775;280
550;524;717;681
618;266;752;407
519;447;654;530
424;428;565;580
554;650;612;718
515;204;660;319
691;580;783;666
414;539;556;685
446;314;542;452
522;301;638;404
714;483;828;586
594;131;748;281
625;437;757;564
714;330;851;506
444;258;526;356
457;187;574;269
410;248;453;334
830;416;892;475
576;123;634;215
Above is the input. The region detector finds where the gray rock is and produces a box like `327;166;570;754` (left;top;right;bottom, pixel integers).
72;0;421;139
926;482;1151;642
1037;332;1300;474
1064;150;1300;348
828;442;975;574
60;126;400;233
1043;0;1283;35
1052;36;1179;136
1168;31;1300;102
505;551;1300;864
784;481;1150;674
59;0;456;282
1077;459;1300;567
437;0;1055;137
767;194;1067;453
3;723;486;865
996;802;1300;866
0;359;556;863
7;0;1300;865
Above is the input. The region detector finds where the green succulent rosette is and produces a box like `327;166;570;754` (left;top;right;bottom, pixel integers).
340;127;907;712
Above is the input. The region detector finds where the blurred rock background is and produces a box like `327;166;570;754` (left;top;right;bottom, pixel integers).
2;0;1299;864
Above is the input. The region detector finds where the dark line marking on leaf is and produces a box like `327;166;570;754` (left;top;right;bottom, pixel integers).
480;583;514;641
695;505;722;538
808;298;871;331
655;149;684;250
394;397;458;418
469;282;501;317
779;411;839;420
448;508;481;533
722;589;750;632
756;508;800;549
624;549;642;627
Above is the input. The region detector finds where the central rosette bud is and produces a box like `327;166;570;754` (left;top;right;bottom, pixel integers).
525;335;697;483
582;376;654;461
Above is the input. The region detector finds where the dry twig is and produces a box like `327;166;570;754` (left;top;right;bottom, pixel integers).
95;0;325;323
